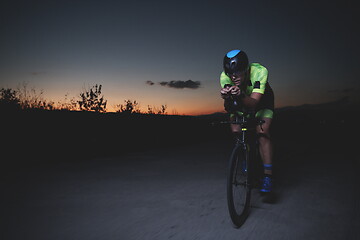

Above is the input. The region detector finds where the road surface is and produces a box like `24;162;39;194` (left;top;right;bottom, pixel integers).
1;140;359;240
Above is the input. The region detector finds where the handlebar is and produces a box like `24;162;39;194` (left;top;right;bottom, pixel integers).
212;114;265;131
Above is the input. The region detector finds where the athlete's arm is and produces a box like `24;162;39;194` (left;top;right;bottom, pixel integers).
225;85;262;109
240;92;262;109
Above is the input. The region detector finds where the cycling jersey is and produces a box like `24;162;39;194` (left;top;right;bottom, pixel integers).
220;63;274;118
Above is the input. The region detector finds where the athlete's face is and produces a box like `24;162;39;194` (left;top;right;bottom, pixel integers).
229;71;246;86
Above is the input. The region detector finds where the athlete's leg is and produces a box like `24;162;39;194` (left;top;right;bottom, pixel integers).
230;114;241;133
256;117;273;175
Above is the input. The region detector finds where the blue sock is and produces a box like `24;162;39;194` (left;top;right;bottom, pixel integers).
264;164;272;174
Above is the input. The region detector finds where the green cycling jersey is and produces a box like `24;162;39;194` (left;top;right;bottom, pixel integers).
220;63;274;119
220;63;268;95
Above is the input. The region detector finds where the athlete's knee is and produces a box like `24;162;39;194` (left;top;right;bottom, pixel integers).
257;133;271;143
230;125;241;134
231;127;241;133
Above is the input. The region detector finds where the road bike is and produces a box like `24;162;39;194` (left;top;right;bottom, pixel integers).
222;110;265;228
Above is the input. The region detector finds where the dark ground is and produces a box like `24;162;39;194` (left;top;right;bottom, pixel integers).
1;103;359;239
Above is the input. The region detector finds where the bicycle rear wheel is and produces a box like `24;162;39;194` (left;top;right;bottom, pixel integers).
227;144;251;228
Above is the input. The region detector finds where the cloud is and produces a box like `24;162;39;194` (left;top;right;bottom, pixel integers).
158;80;201;89
146;80;155;86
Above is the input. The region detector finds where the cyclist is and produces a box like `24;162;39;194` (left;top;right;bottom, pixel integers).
220;49;274;193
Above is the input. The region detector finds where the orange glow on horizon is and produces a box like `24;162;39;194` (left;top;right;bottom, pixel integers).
106;104;224;116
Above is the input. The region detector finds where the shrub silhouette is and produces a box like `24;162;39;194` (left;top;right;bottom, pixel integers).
78;84;107;112
114;101;169;115
115;99;141;114
159;104;167;115
57;93;78;111
0;87;21;111
147;104;167;115
147;105;154;114
16;82;55;110
1;82;176;115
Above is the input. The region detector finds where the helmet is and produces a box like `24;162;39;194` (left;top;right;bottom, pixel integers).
223;50;249;76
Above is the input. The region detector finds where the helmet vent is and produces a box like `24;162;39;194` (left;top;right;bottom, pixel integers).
230;59;237;69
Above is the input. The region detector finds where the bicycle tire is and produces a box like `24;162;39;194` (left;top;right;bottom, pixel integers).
227;143;251;228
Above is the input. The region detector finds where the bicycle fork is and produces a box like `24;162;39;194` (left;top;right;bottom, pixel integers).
233;134;251;188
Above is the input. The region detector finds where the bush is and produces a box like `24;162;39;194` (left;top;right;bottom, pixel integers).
16;82;55;110
147;104;167;115
78;84;107;112
57;93;78;111
115;99;141;114
0;87;21;111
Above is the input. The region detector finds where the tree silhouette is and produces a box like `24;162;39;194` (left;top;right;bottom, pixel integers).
78;84;107;112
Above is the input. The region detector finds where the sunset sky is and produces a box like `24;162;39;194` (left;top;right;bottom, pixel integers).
1;0;358;115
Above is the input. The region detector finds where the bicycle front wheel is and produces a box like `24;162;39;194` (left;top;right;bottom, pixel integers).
227;144;251;228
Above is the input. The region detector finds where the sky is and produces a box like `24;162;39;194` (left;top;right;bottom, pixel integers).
0;0;359;115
